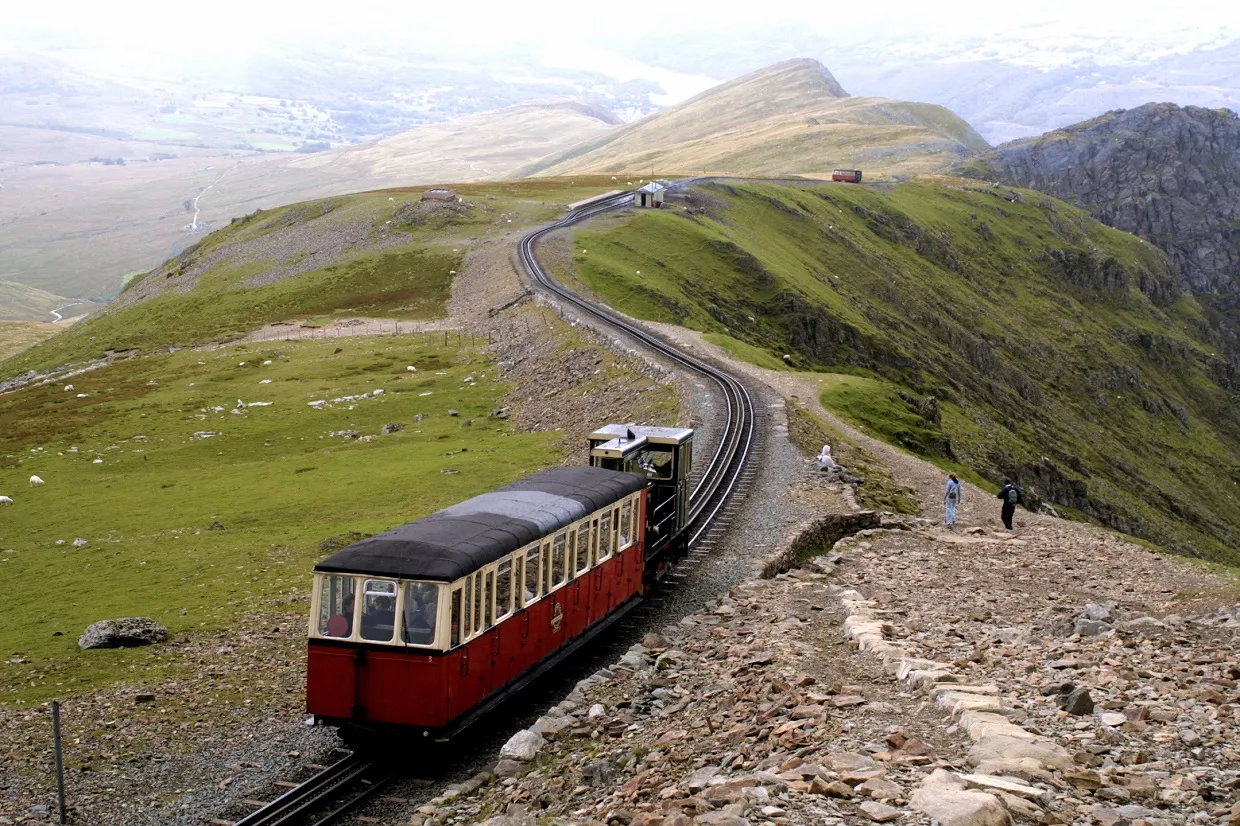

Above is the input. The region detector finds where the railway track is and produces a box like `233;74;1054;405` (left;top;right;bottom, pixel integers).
233;188;760;826
217;752;396;826
517;191;759;551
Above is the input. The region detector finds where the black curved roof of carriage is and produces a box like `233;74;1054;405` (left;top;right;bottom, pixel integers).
314;466;647;582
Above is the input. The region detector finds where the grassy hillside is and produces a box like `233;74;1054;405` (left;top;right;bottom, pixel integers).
0;336;556;704
0;280;83;322
521;59;990;180
0;175;685;706
0;321;61;359
0;177;622;379
569;178;1240;564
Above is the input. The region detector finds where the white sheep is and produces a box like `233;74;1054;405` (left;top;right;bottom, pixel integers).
29;475;44;486
0;495;13;504
406;366;417;372
64;384;74;391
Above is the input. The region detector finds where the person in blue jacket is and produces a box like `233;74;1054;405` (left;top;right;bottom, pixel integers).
944;473;962;527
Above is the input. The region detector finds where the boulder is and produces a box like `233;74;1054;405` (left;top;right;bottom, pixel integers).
1058;687;1094;715
1073;618;1112;637
911;770;1010;826
78;618;168;650
859;801;902;822
1081;603;1111;621
499;729;545;762
967;734;1073;772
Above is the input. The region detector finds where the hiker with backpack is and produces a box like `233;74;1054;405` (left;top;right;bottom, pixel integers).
944;473;962;527
997;478;1022;530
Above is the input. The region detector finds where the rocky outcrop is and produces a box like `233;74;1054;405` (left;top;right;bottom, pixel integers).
407;516;1240;826
959;103;1240;294
78;617;168;649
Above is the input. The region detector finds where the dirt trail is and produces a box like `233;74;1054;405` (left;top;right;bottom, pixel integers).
642;322;1034;528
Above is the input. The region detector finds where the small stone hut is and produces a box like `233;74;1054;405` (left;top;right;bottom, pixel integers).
634;182;666;208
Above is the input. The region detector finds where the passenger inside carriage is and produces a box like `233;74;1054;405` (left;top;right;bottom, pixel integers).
360;579;398;641
402;582;439;645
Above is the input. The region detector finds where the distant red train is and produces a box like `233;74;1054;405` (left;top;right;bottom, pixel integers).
832;169;863;183
305;424;693;742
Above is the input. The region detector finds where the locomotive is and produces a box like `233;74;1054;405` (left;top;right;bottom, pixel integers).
305;424;694;741
831;169;863;183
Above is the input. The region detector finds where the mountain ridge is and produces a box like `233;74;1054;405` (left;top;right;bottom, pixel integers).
957;102;1240;295
520;58;988;179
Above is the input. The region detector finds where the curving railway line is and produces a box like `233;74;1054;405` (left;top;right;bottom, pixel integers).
230;188;760;826
518;191;758;544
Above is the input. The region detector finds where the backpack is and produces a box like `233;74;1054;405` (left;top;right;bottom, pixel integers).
1006;486;1020;504
947;482;959;501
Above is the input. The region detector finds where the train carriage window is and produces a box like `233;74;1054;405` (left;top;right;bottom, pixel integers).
402;582;439;646
591;516;606;563
317;575;357;638
481;569;493;630
599;510;613;561
572;528;588;575
550;534;567;590
619;499;633;549
462;575;474;641
523;549;541;606
449;587;462;647
360;579;397;642
495;560;513;621
473;572;486;634
634;447;674;480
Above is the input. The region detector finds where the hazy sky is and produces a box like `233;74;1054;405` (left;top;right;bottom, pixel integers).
8;0;1237;54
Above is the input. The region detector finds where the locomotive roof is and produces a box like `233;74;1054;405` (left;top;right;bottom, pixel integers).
314;466;647;582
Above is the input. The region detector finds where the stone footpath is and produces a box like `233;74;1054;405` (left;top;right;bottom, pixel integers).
403;518;1239;826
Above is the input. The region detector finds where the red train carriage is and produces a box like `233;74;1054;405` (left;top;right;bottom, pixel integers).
831;169;863;183
306;425;693;741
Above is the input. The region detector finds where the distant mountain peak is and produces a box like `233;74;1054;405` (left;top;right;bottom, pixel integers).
758;57;850;98
698;57;849;102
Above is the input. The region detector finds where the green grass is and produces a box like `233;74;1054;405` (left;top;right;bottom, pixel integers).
0;337;557;705
702;333;791;371
784;403;919;514
817;374;946;457
0;321;62;360
569;179;1240;565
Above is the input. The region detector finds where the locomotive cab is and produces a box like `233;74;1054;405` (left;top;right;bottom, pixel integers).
588;424;693;573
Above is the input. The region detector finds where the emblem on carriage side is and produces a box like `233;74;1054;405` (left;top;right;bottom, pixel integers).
550;602;564;634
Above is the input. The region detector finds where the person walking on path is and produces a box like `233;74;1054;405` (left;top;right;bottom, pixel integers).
944;473;963;527
997;478;1022;531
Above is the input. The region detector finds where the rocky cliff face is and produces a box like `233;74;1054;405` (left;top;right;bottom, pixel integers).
959;103;1240;294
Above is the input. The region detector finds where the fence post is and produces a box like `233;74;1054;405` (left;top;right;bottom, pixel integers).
52;701;66;824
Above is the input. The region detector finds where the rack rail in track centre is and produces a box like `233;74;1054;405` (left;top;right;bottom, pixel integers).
228;753;395;826
518;191;757;548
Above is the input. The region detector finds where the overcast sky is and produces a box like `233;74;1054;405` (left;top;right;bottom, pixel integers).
8;0;1237;50
6;0;1238;101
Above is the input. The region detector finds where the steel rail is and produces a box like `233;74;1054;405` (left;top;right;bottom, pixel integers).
231;753;395;826
516;190;757;547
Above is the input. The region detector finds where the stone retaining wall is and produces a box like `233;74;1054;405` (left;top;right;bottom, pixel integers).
758;510;880;578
